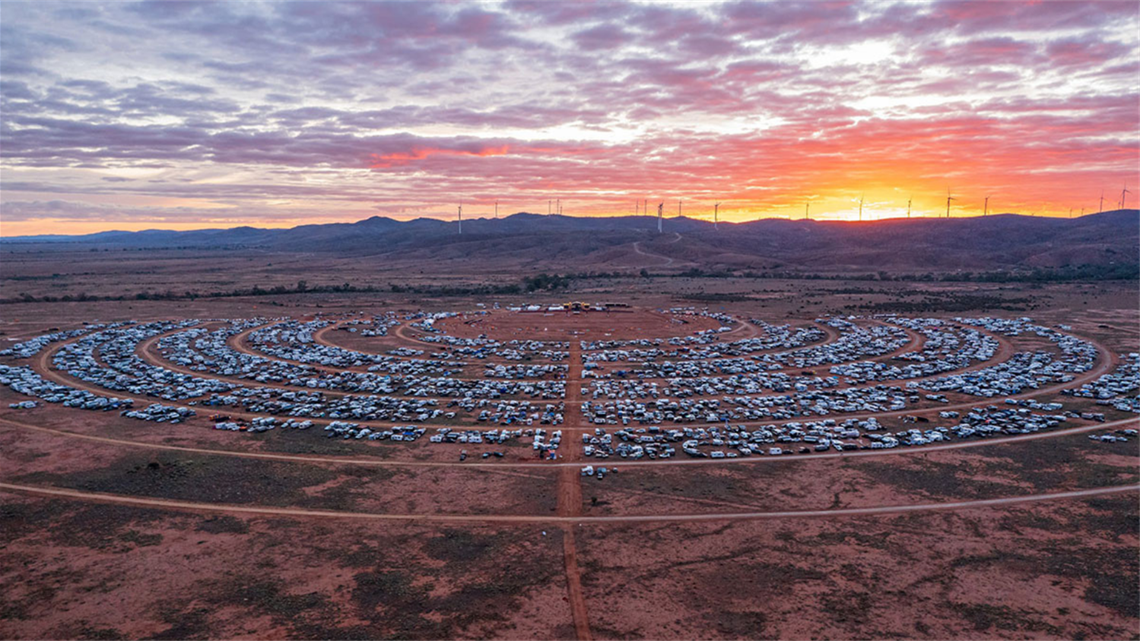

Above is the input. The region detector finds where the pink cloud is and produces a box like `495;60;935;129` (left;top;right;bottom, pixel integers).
368;145;512;168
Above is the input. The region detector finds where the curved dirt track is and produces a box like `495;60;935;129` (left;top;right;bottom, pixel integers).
631;232;685;266
2;481;1134;525
3;415;1135;471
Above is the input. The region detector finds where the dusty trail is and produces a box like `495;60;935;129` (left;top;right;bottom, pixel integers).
631;232;685;267
557;339;592;640
394;323;429;346
1;481;1133;525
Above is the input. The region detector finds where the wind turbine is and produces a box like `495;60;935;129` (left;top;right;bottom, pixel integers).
906;198;912;218
1099;191;1105;212
678;199;682;218
984;196;990;216
657;202;664;234
494;200;498;219
946;188;955;218
1069;207;1073;219
457;203;463;235
805;202;810;221
714;202;721;230
1121;187;1131;209
858;194;864;222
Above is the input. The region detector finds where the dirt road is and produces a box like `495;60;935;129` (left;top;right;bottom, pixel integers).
557;339;592;640
2;481;1133;525
631;232;685;267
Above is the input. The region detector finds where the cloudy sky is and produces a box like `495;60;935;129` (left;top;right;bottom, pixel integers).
1;0;1138;235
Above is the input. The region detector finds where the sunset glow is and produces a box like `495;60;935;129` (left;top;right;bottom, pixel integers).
1;0;1138;236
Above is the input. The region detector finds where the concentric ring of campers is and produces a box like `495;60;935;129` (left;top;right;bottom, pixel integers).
157;323;564;398
0;364;135;411
0;322;131;358
417;334;569;362
582;319;911;399
339;315;400;337
253;319;570;376
249;321;465;376
581;404;1072;460
580;320;824;362
1;313;1131;462
582;385;910;424
412;310;569;359
581;318;906;373
1063;353;1140;414
914;317;1097;397
21;321;558;424
831;317;999;383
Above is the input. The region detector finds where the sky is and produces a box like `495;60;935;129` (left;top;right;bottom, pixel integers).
1;0;1138;236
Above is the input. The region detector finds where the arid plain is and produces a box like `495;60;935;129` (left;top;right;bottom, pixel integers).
1;231;1138;640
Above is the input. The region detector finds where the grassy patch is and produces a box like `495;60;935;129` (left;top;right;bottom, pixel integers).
119;529;163;547
1043;549;1140;619
172;572;339;637
0;500;167;551
15;452;341;507
822;590;874;624
152;606;211;640
857;458;1017;500
1079;496;1140;540
951;602;1060;634
195;515;250;535
252;431;396;458
76;624;124;640
422;529;504;564
710;610;768;637
352;570;427;612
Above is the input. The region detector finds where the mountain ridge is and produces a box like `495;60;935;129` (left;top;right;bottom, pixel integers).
4;210;1135;273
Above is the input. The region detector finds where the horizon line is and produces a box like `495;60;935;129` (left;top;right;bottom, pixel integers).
2;208;1136;241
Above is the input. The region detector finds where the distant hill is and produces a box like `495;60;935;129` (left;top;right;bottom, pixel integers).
4;210;1137;273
